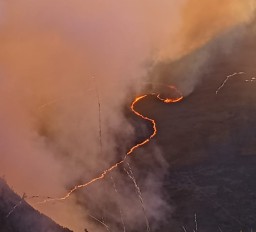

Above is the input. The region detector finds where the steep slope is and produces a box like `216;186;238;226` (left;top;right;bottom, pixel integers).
135;18;256;232
0;178;72;232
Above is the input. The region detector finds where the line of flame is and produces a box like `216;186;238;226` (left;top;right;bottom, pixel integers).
37;86;183;204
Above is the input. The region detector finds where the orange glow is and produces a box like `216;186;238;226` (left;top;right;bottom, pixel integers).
38;86;183;204
157;94;183;103
156;85;184;103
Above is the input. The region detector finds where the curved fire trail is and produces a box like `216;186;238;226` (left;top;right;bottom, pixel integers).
38;85;183;204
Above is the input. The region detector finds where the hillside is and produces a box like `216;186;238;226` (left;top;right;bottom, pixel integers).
134;18;256;231
0;178;72;232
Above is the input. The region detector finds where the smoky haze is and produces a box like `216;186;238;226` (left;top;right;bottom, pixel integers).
0;1;254;231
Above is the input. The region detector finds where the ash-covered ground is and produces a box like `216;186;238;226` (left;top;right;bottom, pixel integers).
134;18;256;232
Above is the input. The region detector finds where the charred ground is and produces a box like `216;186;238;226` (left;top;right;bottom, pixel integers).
133;18;256;232
0;178;72;232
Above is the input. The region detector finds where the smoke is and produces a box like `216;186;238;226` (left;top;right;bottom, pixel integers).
149;0;255;95
157;0;255;60
0;0;255;231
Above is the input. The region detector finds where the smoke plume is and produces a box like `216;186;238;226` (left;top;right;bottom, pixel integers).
0;1;255;231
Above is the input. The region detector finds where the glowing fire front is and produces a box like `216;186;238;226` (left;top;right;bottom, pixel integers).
38;85;183;204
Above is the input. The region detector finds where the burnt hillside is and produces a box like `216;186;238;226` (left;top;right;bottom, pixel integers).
134;17;256;232
0;178;72;232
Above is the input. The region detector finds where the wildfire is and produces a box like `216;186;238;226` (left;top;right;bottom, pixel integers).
216;72;245;94
37;85;183;204
156;94;183;103
156;85;183;103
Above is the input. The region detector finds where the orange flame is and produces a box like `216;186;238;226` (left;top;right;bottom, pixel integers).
38;86;183;204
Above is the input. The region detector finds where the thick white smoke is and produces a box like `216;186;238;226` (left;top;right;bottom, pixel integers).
0;1;255;231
